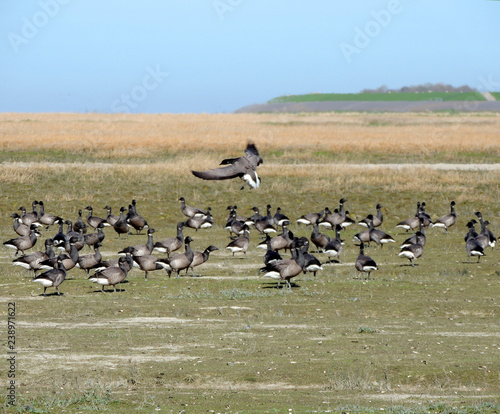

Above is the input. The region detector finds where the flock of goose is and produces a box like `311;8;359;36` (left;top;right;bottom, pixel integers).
3;196;497;295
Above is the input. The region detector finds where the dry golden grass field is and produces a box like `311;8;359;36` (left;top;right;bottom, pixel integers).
1;112;499;413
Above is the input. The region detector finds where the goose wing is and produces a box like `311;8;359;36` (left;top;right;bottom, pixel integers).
192;157;251;181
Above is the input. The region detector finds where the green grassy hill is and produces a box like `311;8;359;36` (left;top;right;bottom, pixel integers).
268;91;488;104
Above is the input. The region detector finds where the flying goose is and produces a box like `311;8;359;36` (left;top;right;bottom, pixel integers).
191;141;263;189
89;255;132;292
3;224;40;256
431;201;456;232
355;243;378;279
153;222;185;256
33;257;67;296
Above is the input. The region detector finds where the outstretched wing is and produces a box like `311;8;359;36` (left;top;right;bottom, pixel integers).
245;142;263;166
192;163;244;181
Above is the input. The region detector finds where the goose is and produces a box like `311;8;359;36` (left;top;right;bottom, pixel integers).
400;221;426;249
419;202;432;228
183;211;214;231
310;220;331;251
41;237;79;272
319;198;347;229
353;215;373;245
253;207;277;235
247;206;264;224
257;223;293;253
126;199;149;234
85;206;109;230
153;222;185;256
89;255;132;292
19;201;40;227
226;205;249;224
261;234;283;266
37;201;61;228
118;228;156;257
273;207;290;228
83;223;106;248
132;254;167;281
474;220;492;250
179;197;209;219
3;225;40;256
12;238;55;277
225;210;248;238
11;213;30;236
51;219;68;249
340;211;356;229
156;236;194;277
33;257;67;296
188;245;219;275
398;239;424;266
225;227;250;258
396;202;421;233
299;237;323;277
60;222;85;252
431;201;456;232
465;222;484;263
296;209;325;226
73;209;88;234
113;207;130;238
260;240;306;288
369;226;395;249
464;220;478;242
323;225;343;262
359;204;383;228
191;141;263;189
355;242;378;279
475;212;496;248
76;243;102;276
104;205;119;226
92;253;134;274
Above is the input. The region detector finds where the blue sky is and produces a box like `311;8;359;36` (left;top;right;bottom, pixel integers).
1;0;499;113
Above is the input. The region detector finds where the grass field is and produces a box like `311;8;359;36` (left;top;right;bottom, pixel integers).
268;92;489;104
1;112;499;413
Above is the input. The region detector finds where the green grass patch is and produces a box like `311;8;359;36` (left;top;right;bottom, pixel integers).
268;92;487;104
